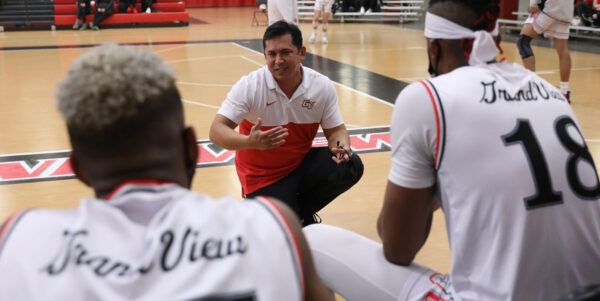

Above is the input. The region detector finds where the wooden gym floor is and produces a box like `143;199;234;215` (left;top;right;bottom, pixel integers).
1;7;599;277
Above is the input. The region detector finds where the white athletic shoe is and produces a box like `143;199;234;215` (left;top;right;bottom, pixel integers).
309;32;316;43
322;35;328;44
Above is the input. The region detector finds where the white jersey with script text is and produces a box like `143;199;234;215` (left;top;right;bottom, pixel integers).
389;62;600;300
0;182;303;301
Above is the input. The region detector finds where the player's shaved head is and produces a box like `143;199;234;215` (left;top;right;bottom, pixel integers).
56;43;197;196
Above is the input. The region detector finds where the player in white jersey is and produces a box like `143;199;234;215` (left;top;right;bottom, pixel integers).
309;0;334;44
0;43;334;301
267;0;298;24
517;0;574;101
304;0;600;300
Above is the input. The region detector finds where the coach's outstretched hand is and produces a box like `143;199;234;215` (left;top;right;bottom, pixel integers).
248;118;289;150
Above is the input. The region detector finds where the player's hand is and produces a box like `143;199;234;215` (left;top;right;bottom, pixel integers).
248;118;288;150
529;5;540;13
331;141;352;164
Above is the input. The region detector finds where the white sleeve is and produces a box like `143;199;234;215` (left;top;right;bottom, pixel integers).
217;76;252;125
388;82;437;189
320;80;344;129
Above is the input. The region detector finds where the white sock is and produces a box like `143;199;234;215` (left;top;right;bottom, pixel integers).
559;82;569;94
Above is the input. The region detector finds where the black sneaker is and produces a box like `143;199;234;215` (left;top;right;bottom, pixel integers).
301;213;322;227
564;91;571;104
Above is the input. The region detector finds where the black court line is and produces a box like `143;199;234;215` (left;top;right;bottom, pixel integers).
0;39;409;105
236;40;407;105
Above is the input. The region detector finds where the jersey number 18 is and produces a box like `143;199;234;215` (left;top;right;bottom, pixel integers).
502;116;600;210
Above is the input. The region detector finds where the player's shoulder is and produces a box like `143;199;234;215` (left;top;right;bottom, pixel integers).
0;208;78;248
395;80;437;106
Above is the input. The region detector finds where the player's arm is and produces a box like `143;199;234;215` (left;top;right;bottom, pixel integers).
377;183;436;266
321;81;351;163
269;199;335;301
377;82;439;266
323;124;352;163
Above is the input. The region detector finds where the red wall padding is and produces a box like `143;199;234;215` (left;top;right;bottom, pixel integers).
186;0;255;8
499;0;519;20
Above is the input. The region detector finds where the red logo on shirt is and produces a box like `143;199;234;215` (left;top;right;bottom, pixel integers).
302;100;315;110
266;101;277;106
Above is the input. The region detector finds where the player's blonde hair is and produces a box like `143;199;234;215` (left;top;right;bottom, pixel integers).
56;43;176;131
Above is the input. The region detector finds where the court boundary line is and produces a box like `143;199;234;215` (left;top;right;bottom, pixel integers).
230;42;394;108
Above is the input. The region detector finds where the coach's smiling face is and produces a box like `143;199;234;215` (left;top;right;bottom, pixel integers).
264;33;306;84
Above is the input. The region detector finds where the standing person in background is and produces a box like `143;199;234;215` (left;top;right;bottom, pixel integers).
267;0;298;24
72;0;90;30
0;43;334;301
309;0;334;44
304;0;600;300
209;21;363;226
517;0;574;102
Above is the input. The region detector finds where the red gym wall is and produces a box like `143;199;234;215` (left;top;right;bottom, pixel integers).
499;0;519;20
186;0;255;8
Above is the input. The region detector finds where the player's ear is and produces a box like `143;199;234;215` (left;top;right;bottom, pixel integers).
182;126;198;187
299;46;306;60
69;152;91;187
427;39;440;58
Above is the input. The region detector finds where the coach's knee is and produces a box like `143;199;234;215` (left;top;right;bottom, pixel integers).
345;153;364;184
517;35;534;59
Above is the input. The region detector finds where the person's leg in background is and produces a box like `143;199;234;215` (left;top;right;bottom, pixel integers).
320;1;332;43
297;147;363;225
73;0;90;29
518;21;539;72
267;0;283;25
553;38;571;100
118;0;128;13
310;6;322;43
303;224;440;301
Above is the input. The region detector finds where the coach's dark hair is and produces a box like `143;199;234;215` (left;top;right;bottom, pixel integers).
262;20;303;51
429;0;500;32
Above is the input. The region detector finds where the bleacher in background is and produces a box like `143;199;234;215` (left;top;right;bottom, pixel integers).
298;0;423;23
498;11;600;40
0;0;188;30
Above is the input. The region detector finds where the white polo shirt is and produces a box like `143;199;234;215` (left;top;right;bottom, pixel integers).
218;65;343;195
0;182;304;301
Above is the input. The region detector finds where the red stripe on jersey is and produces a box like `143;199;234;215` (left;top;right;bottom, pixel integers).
419;81;442;168
105;180;174;200
237;120;320;195
256;196;305;296
0;209;26;247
